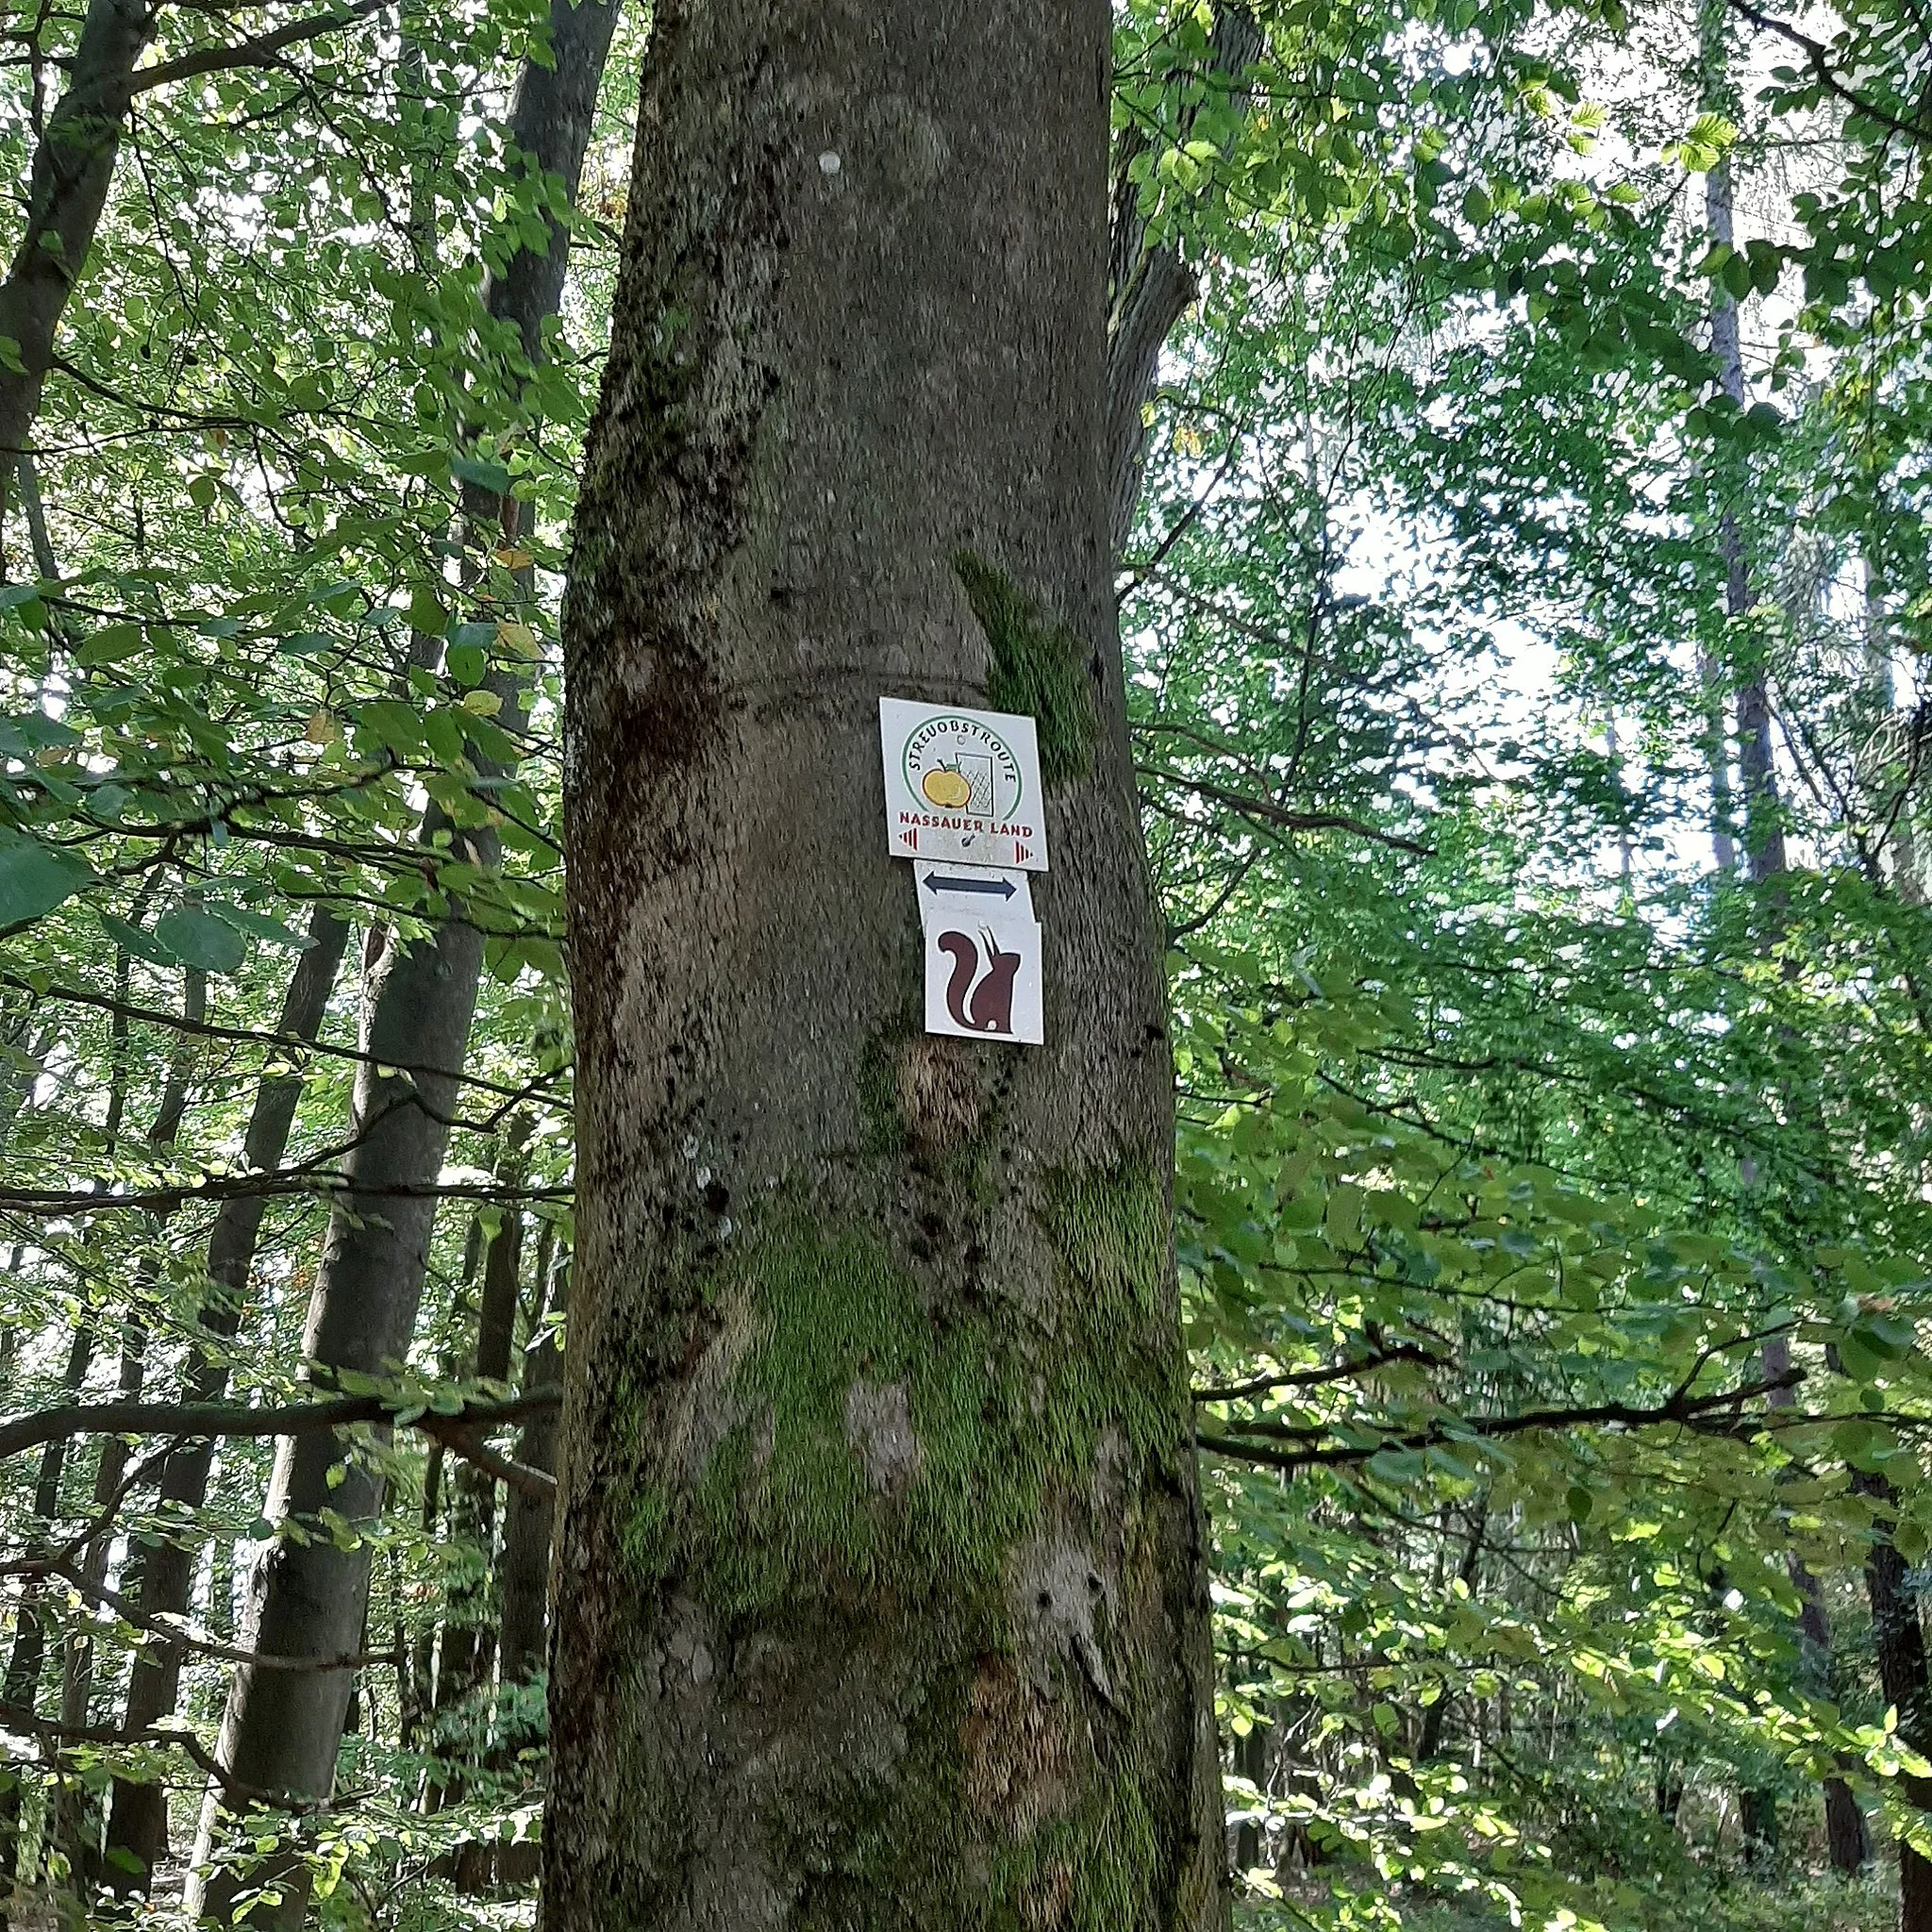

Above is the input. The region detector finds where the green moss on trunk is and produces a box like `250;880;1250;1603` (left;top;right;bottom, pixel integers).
953;550;1096;785
625;1178;1177;1618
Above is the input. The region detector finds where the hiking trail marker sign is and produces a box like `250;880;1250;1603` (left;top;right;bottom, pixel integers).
878;697;1048;872
880;698;1046;1045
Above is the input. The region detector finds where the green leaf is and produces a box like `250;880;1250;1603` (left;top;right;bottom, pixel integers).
452;454;512;496
0;837;92;926
98;911;178;966
153;905;246;974
406;583;448;634
207;904;314;949
445;643;487;688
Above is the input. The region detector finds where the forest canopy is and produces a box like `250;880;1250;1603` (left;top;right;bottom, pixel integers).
1;0;1931;1928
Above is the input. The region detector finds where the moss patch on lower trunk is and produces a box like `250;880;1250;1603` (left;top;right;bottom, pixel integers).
657;1172;1178;1619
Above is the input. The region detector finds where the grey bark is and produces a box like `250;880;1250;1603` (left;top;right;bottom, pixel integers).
1701;11;1784;887
428;1123;531;1875
433;1121;530;1757
185;7;620;1921
1761;1339;1866;1873
544;4;1223;1927
103;907;348;1890
0;0;156;524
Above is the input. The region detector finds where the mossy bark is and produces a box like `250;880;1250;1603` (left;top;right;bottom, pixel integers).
549;5;1224;1927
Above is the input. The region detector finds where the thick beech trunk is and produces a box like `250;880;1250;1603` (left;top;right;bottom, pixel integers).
185;10;618;1923
545;6;1224;1927
103;908;348;1890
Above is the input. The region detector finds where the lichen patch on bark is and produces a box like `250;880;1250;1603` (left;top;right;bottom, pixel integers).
844;1376;922;1496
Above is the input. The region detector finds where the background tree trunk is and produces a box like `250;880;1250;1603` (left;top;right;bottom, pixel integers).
0;0;154;523
185;8;619;1921
1104;6;1262;562
1856;1470;1932;1928
544;5;1224;1926
103;908;348;1890
488;1235;566;1889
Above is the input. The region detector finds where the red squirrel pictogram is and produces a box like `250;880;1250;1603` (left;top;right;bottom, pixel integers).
938;928;1021;1034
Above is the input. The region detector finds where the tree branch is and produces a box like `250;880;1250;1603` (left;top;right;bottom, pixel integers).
0;1389;560;1465
130;0;389;95
1197;1370;1804;1474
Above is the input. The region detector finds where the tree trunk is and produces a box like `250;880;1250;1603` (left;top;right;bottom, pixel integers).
489;1235;566;1889
185;8;619;1922
1701;6;1784;888
1856;1470;1932;1928
543;7;1224;1928
433;1126;530;1886
0;0;155;523
433;1124;530;1771
497;1230;564;1696
184;909;498;1923
1105;7;1262;561
0;1324;93;1918
103;908;348;1890
48;965;205;1890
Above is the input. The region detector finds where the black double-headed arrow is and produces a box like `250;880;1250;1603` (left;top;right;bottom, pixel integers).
921;870;1018;900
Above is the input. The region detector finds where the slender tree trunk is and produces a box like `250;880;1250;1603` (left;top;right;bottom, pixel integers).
185;907;497;1922
102;908;348;1890
489;1234;566;1889
1753;1336;1867;1872
185;10;619;1922
1702;8;1783;888
1105;7;1262;560
0;1324;93;1919
544;7;1224;1927
433;1124;530;1764
52;965;204;1888
1857;1469;1932;1928
0;0;155;524
432;1126;530;1886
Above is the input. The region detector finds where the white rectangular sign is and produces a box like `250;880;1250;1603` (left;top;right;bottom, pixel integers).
922;911;1043;1045
879;696;1048;872
913;859;1034;926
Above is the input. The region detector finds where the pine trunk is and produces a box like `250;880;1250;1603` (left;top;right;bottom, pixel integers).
103;908;347;1890
544;7;1224;1927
